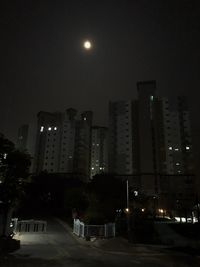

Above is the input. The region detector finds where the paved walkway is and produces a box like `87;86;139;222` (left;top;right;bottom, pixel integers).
0;218;199;267
57;218;200;257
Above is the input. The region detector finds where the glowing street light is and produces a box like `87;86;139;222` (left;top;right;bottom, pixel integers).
159;209;164;214
125;208;129;213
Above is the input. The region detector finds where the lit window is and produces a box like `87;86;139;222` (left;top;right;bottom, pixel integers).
178;170;181;173
40;126;44;132
48;127;52;131
3;153;7;159
99;167;103;170
91;167;94;170
54;127;57;131
169;147;172;150
83;117;86;121
176;163;180;166
150;95;154;101
96;144;99;146
175;148;179;151
186;146;190;150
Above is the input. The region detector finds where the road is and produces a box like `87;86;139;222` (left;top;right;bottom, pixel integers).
0;218;199;267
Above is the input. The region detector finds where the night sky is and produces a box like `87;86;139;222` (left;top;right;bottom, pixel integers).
1;0;200;144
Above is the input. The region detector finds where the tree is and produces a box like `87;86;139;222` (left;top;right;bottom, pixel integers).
84;174;126;224
0;134;31;236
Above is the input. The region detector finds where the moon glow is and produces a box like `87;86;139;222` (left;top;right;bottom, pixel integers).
83;40;92;50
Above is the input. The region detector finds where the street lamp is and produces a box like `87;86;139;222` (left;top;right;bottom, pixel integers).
126;180;129;212
126;180;131;239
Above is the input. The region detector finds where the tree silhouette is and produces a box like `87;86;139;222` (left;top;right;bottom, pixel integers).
0;134;31;236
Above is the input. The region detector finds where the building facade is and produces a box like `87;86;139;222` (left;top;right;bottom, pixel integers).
108;81;195;202
33;109;93;180
90;126;108;178
108;101;139;175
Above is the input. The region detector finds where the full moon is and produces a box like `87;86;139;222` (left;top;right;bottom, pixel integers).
83;40;92;50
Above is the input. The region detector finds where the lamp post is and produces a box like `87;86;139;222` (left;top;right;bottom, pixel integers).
126;180;131;239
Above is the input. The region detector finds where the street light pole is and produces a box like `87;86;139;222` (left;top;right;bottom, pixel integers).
126;180;131;240
127;179;129;212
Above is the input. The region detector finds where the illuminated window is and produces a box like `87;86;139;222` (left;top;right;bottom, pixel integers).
83;117;86;121
40;126;44;132
169;147;173;150
97;144;99;146
186;146;190;150
176;163;180;166
150;95;154;101
54;127;57;130
3;153;7;159
91;167;94;170
48;127;52;131
175;148;179;151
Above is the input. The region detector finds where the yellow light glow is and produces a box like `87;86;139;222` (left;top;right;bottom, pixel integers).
141;208;145;212
159;209;164;213
125;208;129;213
84;40;92;50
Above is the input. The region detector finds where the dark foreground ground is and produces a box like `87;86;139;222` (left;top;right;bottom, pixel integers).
0;218;200;267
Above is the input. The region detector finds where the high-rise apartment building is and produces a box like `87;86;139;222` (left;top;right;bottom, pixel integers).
109;81;194;198
34;111;62;173
33;109;93;180
109;82;194;175
137;81;156;175
159;96;193;175
108;101;139;175
90;126;108;178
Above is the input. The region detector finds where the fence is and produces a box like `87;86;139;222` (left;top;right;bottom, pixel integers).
73;219;115;238
17;220;47;233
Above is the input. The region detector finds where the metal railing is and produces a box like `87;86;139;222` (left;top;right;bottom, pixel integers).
73;219;115;238
17;220;47;233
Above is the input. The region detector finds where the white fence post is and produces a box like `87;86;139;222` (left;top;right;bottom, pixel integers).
73;221;115;238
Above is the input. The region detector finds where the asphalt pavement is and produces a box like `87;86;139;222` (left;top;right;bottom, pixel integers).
0;218;199;267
